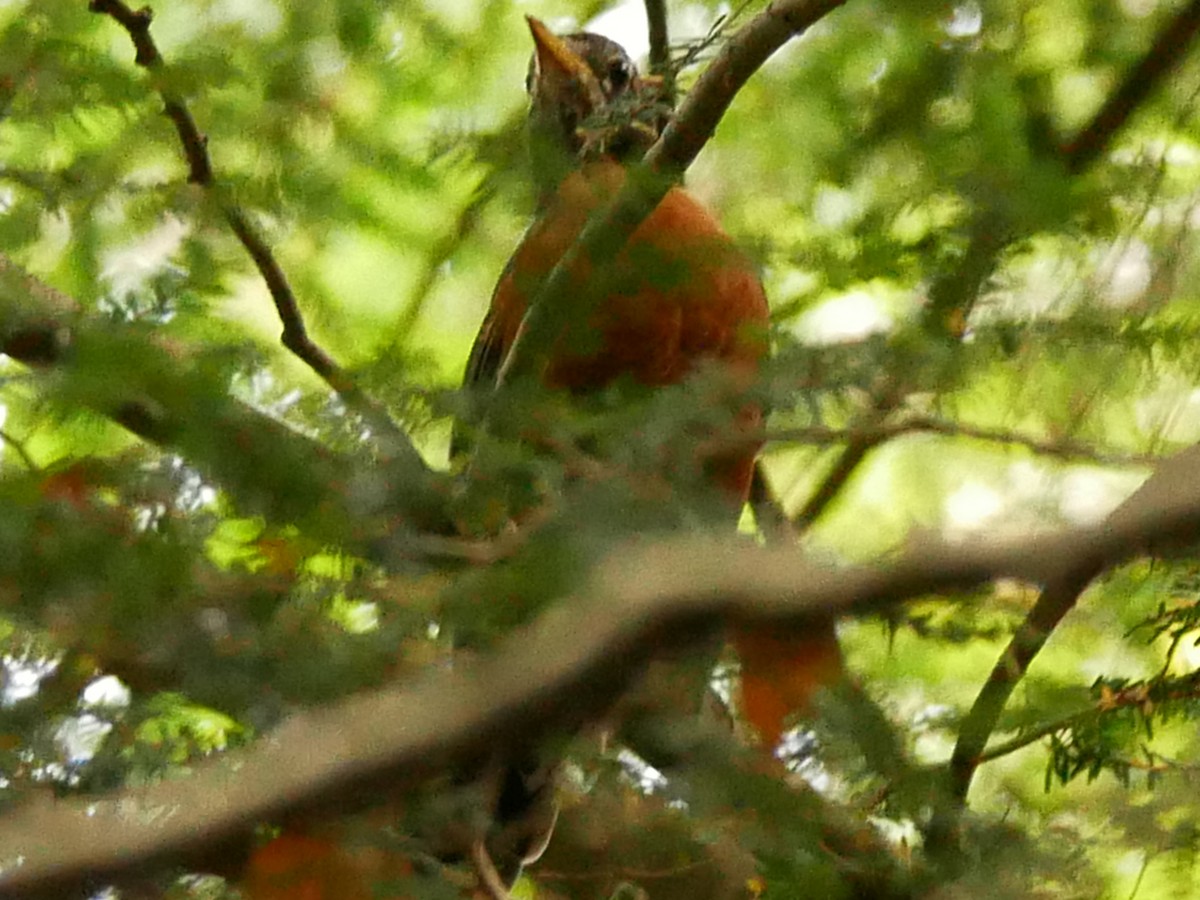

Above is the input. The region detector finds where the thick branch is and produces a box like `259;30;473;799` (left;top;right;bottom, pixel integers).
943;442;1200;813
5;439;1200;898
1063;0;1200;173
90;0;425;470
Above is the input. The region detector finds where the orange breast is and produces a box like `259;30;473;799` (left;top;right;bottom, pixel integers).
490;160;769;496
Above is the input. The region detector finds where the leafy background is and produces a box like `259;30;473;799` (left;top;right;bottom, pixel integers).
3;0;1200;897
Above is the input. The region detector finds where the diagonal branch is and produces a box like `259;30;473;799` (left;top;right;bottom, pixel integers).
0;427;38;471
920;216;1010;338
918;2;1200;830
941;442;1200;817
5;438;1200;898
967;675;1200;769
390;182;497;345
789;380;908;531
749;462;797;540
924;0;1200;336
1063;0;1200;173
792;436;878;530
89;0;426;470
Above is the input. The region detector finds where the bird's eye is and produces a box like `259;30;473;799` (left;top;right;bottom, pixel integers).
606;58;631;91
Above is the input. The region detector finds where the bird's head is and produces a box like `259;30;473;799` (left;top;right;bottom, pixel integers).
524;17;668;199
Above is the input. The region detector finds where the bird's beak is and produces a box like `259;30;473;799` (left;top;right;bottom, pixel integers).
525;15;604;108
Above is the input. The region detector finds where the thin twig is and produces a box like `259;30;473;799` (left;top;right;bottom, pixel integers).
86;3;210;181
749;462;797;541
972;716;1082;767
0;428;38;471
790;382;908;531
977;675;1200;766
538;857;713;882
644;0;673;102
89;0;426;470
792;240;1002;531
1128;854;1153;900
765;419;1160;469
793;438;877;530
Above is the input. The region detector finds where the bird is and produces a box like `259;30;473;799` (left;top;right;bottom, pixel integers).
459;19;765;507
448;19;849;892
240;18;844;899
465;16;843;751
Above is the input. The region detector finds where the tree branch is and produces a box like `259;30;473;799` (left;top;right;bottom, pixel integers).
766;418;1160;469
0;253;450;540
5;438;1200;898
920;217;1010;338
788;381;909;530
0;428;37;471
972;713;1082;768
916;0;1200;831
644;0;672;101
1062;0;1200;173
791;436;877;529
940;442;1200;822
644;0;670;75
89;0;427;471
749;462;797;540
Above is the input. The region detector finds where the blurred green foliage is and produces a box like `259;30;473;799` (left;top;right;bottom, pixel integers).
4;0;1200;897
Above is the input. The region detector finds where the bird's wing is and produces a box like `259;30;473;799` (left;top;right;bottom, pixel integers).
462;308;508;389
451;252;518;460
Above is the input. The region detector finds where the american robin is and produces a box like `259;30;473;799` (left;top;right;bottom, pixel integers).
241;19;843;898
452;18;846;888
467;17;843;749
